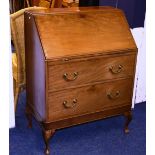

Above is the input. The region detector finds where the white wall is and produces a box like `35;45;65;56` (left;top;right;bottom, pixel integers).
131;26;146;107
0;1;14;154
135;26;146;103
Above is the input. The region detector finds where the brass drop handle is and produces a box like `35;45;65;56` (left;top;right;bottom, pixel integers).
63;99;77;108
63;72;78;81
107;91;120;99
109;65;123;74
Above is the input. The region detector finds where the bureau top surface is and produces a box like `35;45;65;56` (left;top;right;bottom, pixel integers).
26;7;137;59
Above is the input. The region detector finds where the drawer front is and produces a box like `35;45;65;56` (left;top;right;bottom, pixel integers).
48;54;136;91
47;78;133;121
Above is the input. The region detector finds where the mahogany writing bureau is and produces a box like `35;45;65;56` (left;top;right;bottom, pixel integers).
25;7;137;154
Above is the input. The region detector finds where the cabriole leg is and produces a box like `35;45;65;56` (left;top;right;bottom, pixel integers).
42;129;55;155
124;111;132;133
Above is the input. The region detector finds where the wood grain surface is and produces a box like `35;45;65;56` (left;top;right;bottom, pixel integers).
47;54;136;92
47;78;133;121
33;7;137;59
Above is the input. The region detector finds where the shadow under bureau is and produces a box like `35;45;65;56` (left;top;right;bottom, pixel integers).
24;6;137;154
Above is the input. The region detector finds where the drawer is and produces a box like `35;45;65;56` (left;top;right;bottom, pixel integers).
47;78;133;121
48;54;136;91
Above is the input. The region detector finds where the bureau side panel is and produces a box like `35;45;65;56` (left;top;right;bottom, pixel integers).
25;12;46;121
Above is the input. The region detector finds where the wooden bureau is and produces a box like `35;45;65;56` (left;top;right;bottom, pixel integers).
24;7;137;154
